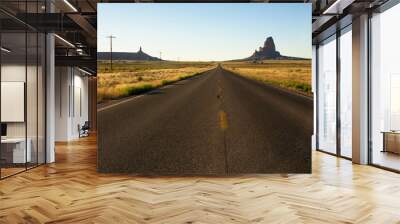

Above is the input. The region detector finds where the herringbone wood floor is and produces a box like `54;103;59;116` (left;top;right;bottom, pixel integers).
1;135;400;224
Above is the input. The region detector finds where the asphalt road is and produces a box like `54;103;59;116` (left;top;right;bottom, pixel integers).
98;66;313;174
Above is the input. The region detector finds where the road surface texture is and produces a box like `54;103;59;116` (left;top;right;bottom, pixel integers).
98;66;313;174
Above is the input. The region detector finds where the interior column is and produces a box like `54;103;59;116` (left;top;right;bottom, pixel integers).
352;14;369;164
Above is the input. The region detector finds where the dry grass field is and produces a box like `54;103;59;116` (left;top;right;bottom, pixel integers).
222;60;312;96
98;61;216;103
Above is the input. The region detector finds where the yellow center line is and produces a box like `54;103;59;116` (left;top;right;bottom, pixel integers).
219;110;228;130
217;86;223;99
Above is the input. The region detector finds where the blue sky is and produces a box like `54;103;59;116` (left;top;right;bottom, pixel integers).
98;4;311;61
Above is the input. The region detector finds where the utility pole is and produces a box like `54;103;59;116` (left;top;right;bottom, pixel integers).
106;35;116;71
159;51;162;60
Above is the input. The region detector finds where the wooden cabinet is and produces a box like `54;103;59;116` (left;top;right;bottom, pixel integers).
382;132;400;154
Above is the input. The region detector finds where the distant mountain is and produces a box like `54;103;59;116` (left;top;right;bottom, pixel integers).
237;37;308;61
97;47;161;61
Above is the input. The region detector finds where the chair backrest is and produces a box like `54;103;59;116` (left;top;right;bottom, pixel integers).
83;121;90;129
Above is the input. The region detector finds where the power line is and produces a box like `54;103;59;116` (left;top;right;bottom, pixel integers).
106;35;116;71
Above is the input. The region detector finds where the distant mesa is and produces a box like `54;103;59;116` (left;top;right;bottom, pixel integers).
97;37;307;62
241;36;307;61
97;47;162;61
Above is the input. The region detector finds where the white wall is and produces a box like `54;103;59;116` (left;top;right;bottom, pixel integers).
1;64;25;81
1;64;30;138
1;62;46;164
55;67;89;141
55;67;70;141
1;64;26;129
71;72;89;138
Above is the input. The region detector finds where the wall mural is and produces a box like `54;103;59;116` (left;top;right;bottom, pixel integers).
97;3;313;174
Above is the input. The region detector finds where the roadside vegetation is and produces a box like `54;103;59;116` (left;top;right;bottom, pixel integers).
98;61;216;103
222;60;312;96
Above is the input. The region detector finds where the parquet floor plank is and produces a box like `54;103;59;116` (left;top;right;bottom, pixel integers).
1;135;400;223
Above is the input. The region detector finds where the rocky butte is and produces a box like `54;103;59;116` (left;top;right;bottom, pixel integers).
244;36;306;61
